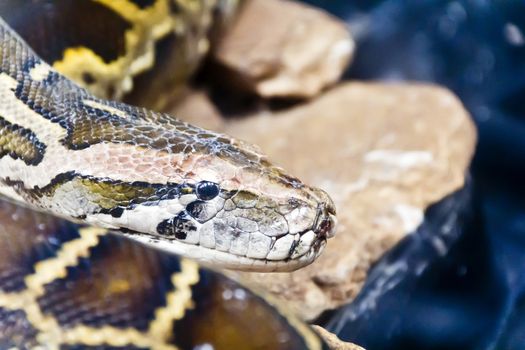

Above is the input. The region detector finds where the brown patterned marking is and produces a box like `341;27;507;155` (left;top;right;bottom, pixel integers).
0;115;46;165
171;277;320;350
38;232;175;331
0;0;131;64
0;227;181;350
0;201;77;293
26;228;107;297
0;228;108;348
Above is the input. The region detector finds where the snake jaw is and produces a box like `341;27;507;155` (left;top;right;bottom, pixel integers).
88;182;337;272
123;230;329;273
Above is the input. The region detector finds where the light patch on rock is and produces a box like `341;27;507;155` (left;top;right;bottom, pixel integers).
364;150;434;168
393;204;424;233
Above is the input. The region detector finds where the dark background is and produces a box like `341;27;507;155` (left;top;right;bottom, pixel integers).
299;1;525;349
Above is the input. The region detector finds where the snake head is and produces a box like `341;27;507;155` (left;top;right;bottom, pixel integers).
142;136;338;272
76;131;338;272
164;169;337;272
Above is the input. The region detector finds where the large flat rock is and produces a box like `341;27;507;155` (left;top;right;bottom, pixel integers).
224;82;477;320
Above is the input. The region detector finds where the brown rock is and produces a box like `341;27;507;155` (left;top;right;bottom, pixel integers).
225;82;477;320
211;0;354;99
312;326;366;350
167;88;225;132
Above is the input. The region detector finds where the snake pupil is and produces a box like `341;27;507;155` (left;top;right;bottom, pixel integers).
196;181;220;201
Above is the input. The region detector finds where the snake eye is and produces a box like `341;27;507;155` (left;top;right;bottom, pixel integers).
196;181;220;200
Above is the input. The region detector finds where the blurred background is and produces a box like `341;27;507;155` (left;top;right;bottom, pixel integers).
299;1;525;349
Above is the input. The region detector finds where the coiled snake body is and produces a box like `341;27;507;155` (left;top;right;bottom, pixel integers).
0;1;336;348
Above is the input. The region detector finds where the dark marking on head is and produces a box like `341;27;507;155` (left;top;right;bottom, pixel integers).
108;206;125;218
186;200;214;223
316;214;334;239
287;239;299;258
274;171;304;189
0;116;46;165
156;212;197;240
196;181;220;201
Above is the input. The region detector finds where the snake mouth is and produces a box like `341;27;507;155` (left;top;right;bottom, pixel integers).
121;226;329;272
112;188;337;272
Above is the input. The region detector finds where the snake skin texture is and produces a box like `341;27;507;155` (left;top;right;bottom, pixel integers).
0;199;328;349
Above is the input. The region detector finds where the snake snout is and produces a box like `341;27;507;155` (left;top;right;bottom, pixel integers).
310;188;337;239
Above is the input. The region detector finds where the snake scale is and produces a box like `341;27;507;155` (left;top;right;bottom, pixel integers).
0;0;337;348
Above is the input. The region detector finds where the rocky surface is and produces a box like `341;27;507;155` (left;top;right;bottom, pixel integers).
313;326;365;350
168;88;226;131
225;82;477;320
325;184;474;348
210;0;354;99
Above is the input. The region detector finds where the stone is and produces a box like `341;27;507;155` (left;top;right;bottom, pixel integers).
211;0;354;99
312;326;366;350
167;88;225;132
225;82;477;320
325;184;475;348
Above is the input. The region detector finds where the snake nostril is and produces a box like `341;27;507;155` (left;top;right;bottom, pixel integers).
318;214;337;239
313;204;337;239
326;201;336;216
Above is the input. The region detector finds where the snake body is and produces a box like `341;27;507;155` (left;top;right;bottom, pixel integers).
0;0;238;109
0;2;336;272
0;198;327;349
